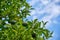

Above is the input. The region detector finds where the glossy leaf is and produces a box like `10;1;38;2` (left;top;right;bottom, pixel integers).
0;0;52;40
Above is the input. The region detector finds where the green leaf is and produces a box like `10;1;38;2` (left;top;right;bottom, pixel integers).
34;19;38;23
0;0;52;40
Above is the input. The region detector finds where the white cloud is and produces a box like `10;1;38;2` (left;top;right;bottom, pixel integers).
28;0;60;24
32;16;37;20
27;0;60;40
41;3;60;20
30;10;36;15
39;0;51;5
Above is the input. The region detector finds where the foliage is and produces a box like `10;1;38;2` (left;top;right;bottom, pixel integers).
0;0;53;40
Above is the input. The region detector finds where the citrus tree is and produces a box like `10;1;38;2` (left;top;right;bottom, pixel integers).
0;0;53;40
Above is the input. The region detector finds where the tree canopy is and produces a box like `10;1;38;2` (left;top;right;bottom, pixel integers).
0;0;53;40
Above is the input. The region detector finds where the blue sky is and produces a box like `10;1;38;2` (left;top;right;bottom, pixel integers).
27;0;60;40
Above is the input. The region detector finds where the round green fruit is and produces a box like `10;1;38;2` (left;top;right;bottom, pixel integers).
22;22;28;26
32;33;36;39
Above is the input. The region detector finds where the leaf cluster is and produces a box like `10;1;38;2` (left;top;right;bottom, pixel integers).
0;0;53;40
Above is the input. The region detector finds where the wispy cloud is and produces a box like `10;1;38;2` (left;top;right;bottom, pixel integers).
27;0;60;25
27;0;60;40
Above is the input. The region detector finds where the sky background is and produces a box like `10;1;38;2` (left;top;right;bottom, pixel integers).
26;0;60;40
